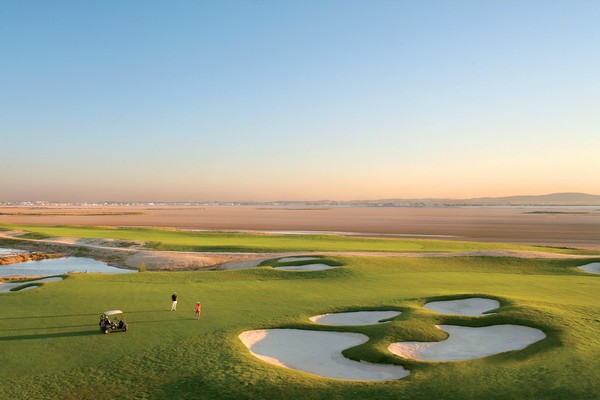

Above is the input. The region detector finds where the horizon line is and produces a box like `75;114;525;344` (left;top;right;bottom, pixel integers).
2;192;599;205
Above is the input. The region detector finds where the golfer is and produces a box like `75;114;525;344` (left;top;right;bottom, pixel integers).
171;292;177;311
195;302;202;319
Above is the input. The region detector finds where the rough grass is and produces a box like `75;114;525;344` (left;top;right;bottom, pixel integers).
0;256;599;399
1;223;596;254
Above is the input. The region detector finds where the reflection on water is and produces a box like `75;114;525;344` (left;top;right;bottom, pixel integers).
0;250;132;277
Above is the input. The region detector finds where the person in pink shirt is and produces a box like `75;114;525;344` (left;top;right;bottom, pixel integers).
195;302;202;319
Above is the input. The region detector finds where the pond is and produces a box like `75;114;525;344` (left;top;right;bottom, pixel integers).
0;248;27;256
0;249;133;277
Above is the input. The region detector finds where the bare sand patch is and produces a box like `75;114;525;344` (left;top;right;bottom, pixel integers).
424;298;500;316
388;324;545;361
239;329;409;381
578;262;600;274
275;263;338;271
122;251;242;270
0;277;64;293
310;311;401;326
277;256;320;262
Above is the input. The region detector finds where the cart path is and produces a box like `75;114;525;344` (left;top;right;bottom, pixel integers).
1;231;599;272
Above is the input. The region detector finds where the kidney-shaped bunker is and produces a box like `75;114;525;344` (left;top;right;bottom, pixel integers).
388;324;545;361
239;329;409;381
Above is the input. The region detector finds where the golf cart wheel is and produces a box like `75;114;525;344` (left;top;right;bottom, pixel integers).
104;328;110;334
123;325;128;332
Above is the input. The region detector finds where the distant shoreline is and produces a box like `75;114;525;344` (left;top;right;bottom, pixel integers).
2;192;600;208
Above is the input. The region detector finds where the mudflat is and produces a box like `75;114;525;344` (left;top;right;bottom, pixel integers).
1;205;599;249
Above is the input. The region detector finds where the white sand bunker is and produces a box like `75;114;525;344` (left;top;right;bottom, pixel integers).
239;329;409;381
275;263;338;271
310;311;401;326
277;257;320;262
388;324;545;361
0;277;64;293
424;298;500;316
578;262;600;274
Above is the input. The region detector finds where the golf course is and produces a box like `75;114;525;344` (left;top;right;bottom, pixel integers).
4;0;600;398
1;224;599;399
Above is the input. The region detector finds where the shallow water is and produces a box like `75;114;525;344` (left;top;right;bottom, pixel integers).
0;251;132;277
0;248;26;256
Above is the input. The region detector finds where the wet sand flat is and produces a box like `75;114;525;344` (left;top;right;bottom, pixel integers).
1;205;599;248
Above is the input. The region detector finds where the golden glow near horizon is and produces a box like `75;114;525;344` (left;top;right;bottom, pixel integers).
1;2;599;202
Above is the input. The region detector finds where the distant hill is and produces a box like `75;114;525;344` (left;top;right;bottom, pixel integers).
352;192;600;207
456;192;600;206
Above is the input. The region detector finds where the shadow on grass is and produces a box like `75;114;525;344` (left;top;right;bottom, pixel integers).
0;324;91;332
0;330;98;341
0;309;168;321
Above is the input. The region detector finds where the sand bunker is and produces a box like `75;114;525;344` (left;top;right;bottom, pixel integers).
239;329;409;381
424;298;500;316
277;257;320;262
578;262;600;274
275;263;338;271
388;324;545;361
310;311;401;326
0;277;64;293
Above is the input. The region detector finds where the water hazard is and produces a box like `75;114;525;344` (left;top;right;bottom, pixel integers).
0;248;26;256
0;248;133;277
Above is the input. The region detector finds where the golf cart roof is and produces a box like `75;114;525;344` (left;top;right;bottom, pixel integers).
103;310;123;316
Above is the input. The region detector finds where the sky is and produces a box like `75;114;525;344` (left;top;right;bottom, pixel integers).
1;0;599;202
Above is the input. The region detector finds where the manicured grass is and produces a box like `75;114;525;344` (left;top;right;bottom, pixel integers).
0;223;595;254
1;256;599;399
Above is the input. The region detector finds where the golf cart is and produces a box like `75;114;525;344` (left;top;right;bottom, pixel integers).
99;310;128;334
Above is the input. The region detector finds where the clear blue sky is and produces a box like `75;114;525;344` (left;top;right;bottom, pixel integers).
1;0;598;201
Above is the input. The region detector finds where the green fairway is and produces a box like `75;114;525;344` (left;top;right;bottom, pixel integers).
1;255;599;399
0;223;595;254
